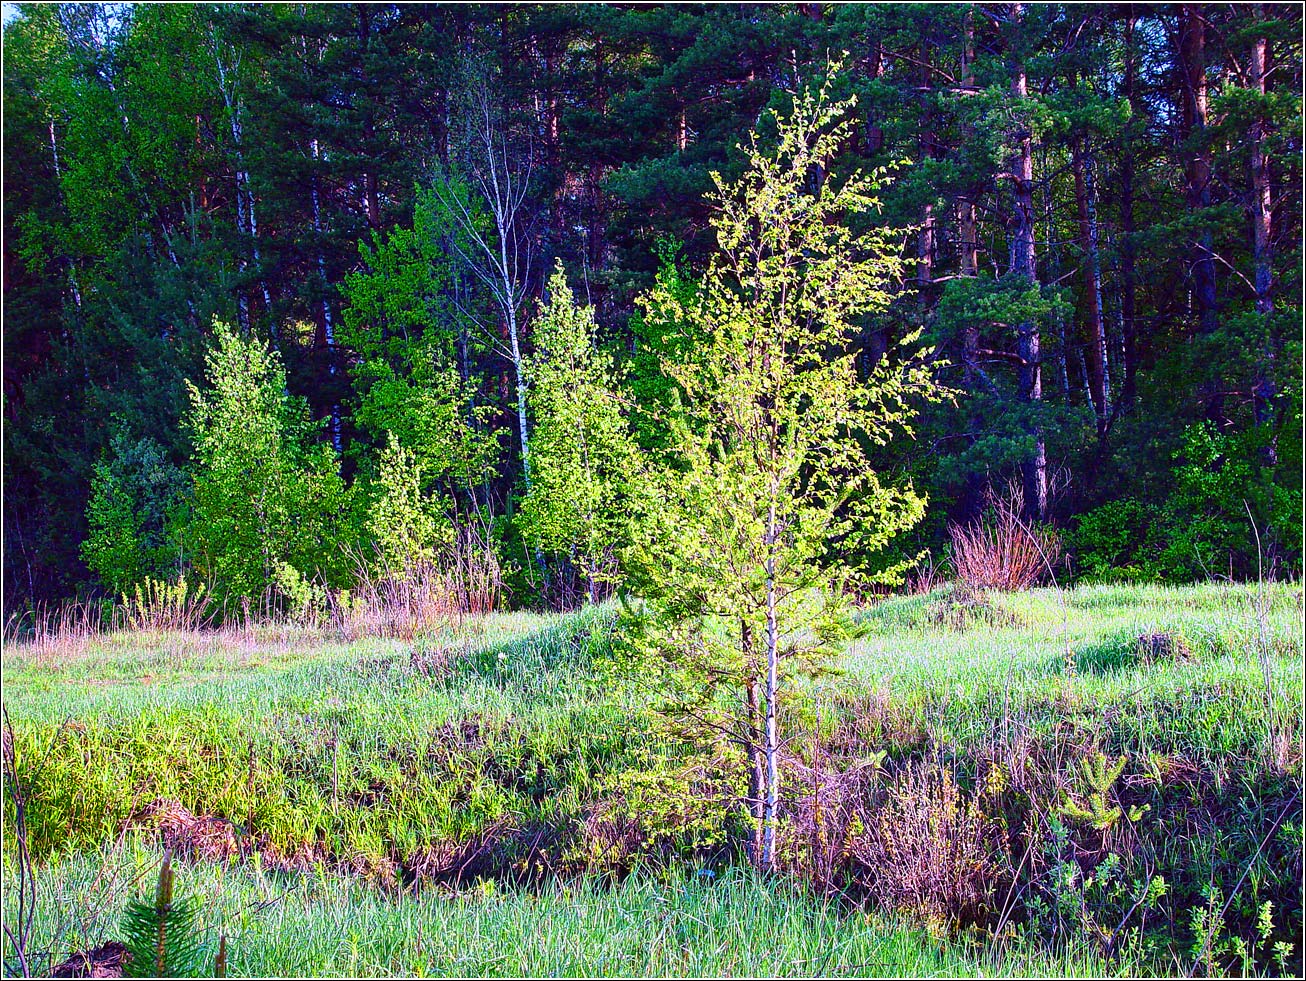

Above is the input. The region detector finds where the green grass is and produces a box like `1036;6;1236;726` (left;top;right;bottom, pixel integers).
838;583;1302;768
3;582;1303;977
17;843;1130;978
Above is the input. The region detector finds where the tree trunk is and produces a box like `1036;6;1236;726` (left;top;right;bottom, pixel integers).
1248;15;1276;457
1008;37;1046;523
310;139;343;455
1248;20;1273;319
358;6;381;230
742;623;765;864
761;492;780;871
1072;135;1111;436
1120;14;1140;405
957;5;978;285
507;304;532;489
215;49;274;340
46;118;84;310
957;6;985;518
1178;6;1219;335
918;204;935;285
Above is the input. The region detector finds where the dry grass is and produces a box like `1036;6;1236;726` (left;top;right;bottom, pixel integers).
3;601;107;661
329;523;503;641
3;526;505;658
849;763;1012;932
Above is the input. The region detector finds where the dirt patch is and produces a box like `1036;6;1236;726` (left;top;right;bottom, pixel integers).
927;591;1026;631
142;800;243;862
50;941;129;978
1136;631;1195;663
401;821;559;888
1075;630;1197;674
354;654;400;677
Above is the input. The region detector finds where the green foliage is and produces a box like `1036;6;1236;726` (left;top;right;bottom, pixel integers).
82;434;186;594
341;189;505;508
927;274;1085;489
1189;889;1294;976
1057;752;1148;832
341;190;461;369
180;323;352;603
354;362;504;497
1069;499;1154;583
1150;422;1300;581
1072;416;1302;585
626;76;938;697
366;433;452;575
624;238;707;457
519;264;637;601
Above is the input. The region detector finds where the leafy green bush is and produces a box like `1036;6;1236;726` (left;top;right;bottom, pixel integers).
179;322;354;604
1069;499;1155;583
1148;422;1301;581
81;434;186;593
365;433;451;576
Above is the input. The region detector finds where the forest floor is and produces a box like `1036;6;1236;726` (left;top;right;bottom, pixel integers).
2;583;1303;977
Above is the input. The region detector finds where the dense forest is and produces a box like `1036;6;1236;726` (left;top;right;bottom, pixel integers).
3;2;1302;615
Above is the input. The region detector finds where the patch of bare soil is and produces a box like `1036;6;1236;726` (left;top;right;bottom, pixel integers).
50;941;129;978
143;799;243;862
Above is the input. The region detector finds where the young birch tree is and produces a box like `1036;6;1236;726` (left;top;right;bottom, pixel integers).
428;67;539;491
626;78;939;870
519;263;634;605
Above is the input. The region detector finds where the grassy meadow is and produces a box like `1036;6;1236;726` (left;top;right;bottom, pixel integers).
3;582;1303;977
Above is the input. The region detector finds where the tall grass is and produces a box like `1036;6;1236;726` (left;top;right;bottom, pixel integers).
9;844;1136;978
4;583;1301;976
3;600;107;661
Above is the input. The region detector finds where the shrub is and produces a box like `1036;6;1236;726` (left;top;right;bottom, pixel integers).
366;433;451;578
850;764;1011;932
1069;498;1155;582
1148;421;1301;581
81;434;187;594
949;484;1061;591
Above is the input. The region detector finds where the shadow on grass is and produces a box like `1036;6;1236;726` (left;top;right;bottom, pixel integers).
1072;633;1146;675
461;604;619;680
1073;629;1199;675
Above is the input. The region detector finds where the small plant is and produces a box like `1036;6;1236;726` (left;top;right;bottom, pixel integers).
1059;752;1147;832
1191;887;1296;977
271;562;331;627
850;764;1011;931
120;851;224;978
119;576;213;633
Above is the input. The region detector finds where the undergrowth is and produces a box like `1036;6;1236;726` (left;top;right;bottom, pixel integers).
3;583;1302;976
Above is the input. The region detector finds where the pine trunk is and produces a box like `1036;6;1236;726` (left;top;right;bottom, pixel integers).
1008;40;1046;523
1072;136;1111;436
